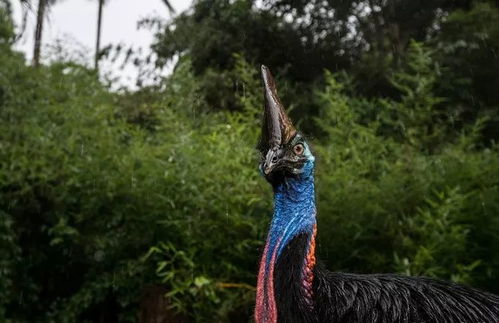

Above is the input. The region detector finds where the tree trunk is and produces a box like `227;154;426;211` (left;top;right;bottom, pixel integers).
33;0;46;67
94;0;104;70
139;285;188;323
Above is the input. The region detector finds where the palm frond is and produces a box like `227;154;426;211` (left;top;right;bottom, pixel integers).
160;0;175;14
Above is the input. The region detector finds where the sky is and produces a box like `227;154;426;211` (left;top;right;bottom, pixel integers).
12;0;193;89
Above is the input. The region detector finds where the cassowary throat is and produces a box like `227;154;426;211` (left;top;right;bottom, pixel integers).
254;66;499;323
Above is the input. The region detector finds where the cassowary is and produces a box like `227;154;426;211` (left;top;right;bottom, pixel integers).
255;65;499;323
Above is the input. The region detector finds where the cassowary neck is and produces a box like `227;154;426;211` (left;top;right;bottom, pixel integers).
255;168;317;323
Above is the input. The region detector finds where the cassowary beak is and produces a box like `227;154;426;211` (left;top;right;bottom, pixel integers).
259;65;296;175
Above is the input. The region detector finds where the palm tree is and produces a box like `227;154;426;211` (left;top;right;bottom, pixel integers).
32;0;46;66
93;0;175;71
94;0;103;70
32;0;56;67
3;0;32;42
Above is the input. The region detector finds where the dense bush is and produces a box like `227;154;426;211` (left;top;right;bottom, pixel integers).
314;49;499;289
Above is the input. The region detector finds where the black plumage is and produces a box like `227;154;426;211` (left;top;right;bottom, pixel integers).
274;234;499;323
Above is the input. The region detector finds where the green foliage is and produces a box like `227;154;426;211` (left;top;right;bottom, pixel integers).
435;1;499;140
313;49;499;291
394;187;476;282
0;2;14;45
0;47;268;320
378;41;448;151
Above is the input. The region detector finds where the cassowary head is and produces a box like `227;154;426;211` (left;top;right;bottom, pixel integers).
258;65;315;184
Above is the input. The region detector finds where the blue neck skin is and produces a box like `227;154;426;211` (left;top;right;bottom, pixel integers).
265;160;317;265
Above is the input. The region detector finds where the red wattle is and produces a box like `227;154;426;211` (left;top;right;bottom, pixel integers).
255;237;281;323
255;225;316;322
255;242;269;322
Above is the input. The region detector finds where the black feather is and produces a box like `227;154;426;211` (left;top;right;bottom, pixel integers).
274;234;499;323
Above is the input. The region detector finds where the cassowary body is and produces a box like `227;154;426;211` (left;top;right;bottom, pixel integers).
255;65;499;323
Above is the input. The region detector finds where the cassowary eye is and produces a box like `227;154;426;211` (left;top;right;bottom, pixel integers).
293;143;304;156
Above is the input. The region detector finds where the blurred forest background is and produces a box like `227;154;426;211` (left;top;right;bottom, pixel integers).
1;0;499;321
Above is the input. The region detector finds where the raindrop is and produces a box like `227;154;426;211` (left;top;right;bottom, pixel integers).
491;48;497;59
